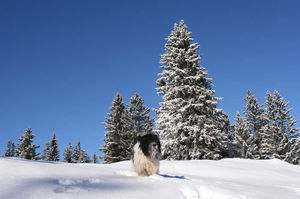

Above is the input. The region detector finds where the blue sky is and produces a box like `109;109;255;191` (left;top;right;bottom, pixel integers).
1;0;299;158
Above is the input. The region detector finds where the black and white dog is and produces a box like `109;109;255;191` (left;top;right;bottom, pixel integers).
132;134;161;176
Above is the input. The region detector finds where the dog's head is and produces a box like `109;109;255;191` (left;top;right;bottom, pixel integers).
136;134;161;160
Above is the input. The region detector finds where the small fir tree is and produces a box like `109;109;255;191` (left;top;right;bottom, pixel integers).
100;93;132;163
16;127;40;160
156;20;230;160
263;91;300;161
73;141;90;163
78;150;90;163
128;93;154;137
284;138;300;165
63;142;73;163
93;152;99;164
259;91;277;159
243;91;265;159
73;141;82;163
42;133;59;161
234;112;252;159
42;142;50;161
3;140;16;157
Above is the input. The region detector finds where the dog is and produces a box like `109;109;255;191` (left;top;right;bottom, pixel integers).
132;134;161;176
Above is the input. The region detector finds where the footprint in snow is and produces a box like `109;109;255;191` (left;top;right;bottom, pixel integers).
54;178;103;194
181;185;200;199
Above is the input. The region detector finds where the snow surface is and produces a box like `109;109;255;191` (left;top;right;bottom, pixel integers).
1;158;300;199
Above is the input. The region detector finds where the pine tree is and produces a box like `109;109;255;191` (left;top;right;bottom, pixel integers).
63;142;73;163
16;127;40;160
3;140;16;157
259;91;277;159
93;152;99;163
284;138;300;165
48;133;59;161
156;20;230;160
42;133;59;161
73;141;90;163
263;91;300;161
73;141;82;163
78;150;90;163
128;93;154;138
42;142;50;161
243;91;265;159
233;112;252;158
100;93;132;163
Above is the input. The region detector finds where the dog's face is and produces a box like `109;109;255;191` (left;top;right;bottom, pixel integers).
137;134;161;160
148;141;160;160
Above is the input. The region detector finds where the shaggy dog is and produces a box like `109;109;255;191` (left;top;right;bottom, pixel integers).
132;134;161;176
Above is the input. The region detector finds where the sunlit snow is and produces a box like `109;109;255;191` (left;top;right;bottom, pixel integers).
1;158;300;199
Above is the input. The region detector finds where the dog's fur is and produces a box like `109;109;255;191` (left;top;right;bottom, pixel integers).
132;134;161;176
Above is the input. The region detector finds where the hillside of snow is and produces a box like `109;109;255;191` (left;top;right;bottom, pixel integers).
1;158;300;199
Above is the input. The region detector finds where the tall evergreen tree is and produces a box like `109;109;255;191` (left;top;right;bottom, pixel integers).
15;127;40;160
233;112;252;159
243;91;265;159
3;140;16;157
42;133;59;161
156;20;230;160
63;142;73;163
128;93;154;137
259;91;277;159
100;93;132;163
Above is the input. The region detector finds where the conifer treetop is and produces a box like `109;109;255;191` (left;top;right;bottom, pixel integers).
156;20;229;160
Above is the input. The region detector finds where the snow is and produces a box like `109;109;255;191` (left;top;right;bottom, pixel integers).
1;158;300;199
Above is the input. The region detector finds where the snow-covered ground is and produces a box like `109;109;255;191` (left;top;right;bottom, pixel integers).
1;158;300;199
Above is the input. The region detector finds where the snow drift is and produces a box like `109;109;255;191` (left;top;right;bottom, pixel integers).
1;158;300;199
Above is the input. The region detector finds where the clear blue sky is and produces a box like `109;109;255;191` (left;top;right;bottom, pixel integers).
1;0;299;158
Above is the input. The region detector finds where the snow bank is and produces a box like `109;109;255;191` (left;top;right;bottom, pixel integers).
1;158;300;199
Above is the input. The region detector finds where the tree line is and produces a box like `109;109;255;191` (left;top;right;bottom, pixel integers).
2;128;99;164
101;20;300;165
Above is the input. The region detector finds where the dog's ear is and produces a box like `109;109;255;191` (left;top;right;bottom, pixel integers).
137;134;143;142
133;134;142;145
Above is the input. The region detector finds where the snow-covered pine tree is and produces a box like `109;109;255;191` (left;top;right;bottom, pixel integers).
268;91;300;162
42;133;59;161
3;140;16;157
284;138;300;165
78;150;90;163
156;20;230;160
42;142;50;161
259;91;276;159
233;112;252;159
93;152;99;164
73;141;82;163
243;91;265;159
70;141;90;163
15;127;40;160
100;93;132;163
63;142;73;163
48;133;59;161
128;93;154;138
